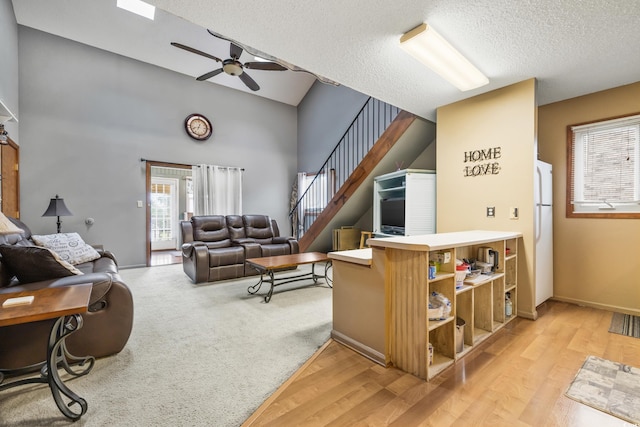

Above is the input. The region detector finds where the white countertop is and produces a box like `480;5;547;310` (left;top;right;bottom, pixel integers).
328;248;372;265
367;230;522;251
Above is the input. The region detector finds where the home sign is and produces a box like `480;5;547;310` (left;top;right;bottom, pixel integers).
463;146;502;177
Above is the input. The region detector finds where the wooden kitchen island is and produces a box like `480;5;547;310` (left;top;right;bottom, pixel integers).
328;230;522;381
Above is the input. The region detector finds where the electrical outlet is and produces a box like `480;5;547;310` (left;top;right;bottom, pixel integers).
487;207;495;217
443;252;451;263
510;207;519;219
137;200;144;208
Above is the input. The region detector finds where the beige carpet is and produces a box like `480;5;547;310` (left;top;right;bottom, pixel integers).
0;263;332;426
566;355;640;425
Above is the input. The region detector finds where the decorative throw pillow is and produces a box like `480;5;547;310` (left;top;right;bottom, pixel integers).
32;232;101;265
0;245;83;284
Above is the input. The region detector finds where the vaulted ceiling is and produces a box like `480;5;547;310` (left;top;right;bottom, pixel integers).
13;0;640;121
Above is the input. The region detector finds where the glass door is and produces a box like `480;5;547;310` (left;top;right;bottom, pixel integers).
151;177;178;251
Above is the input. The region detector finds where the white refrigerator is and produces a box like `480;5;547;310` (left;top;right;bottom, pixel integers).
535;161;553;306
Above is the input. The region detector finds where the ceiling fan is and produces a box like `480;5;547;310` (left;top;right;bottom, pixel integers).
171;32;287;91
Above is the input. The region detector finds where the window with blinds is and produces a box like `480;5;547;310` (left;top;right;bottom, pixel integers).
568;113;640;217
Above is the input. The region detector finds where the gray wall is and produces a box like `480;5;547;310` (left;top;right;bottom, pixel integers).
0;0;19;142
18;27;297;267
297;81;369;173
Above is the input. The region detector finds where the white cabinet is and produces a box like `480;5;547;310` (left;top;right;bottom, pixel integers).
373;169;436;237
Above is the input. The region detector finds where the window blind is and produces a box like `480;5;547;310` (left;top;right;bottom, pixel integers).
570;114;640;212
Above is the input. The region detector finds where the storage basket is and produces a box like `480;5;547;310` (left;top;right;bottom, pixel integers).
455;270;467;286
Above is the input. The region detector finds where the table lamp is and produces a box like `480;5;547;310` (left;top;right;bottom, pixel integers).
42;195;73;233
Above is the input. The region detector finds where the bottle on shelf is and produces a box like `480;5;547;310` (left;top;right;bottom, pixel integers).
505;292;513;317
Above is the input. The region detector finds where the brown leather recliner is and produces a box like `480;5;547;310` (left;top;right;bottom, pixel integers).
180;214;299;284
0;217;134;370
241;214;299;257
180;215;246;283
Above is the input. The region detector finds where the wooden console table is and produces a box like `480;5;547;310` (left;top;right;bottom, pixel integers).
0;284;94;420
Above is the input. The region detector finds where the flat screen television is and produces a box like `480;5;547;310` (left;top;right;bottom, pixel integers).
380;198;405;235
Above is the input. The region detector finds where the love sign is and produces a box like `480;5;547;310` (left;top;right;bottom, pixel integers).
463;147;502;177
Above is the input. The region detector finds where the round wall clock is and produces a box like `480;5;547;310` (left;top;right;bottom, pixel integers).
185;113;212;141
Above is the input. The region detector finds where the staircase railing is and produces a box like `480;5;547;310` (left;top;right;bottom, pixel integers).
290;97;400;239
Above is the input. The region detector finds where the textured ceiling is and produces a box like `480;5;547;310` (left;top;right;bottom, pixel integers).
11;0;316;106
13;0;640;120
147;0;640;120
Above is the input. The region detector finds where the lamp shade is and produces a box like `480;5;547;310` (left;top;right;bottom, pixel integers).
42;195;73;217
42;195;73;233
0;211;23;235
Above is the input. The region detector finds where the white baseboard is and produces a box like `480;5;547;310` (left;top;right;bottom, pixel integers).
120;264;148;270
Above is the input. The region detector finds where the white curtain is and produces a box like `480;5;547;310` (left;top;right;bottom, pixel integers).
192;165;243;216
296;172;329;237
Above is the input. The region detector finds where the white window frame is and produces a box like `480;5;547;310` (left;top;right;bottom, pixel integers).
567;113;640;218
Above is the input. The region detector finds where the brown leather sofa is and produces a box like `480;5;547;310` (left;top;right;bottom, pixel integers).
180;214;299;284
0;217;134;370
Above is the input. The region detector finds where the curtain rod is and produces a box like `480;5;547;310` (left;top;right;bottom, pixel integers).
140;158;244;171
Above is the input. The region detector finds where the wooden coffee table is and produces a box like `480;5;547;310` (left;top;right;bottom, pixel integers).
246;252;332;302
0;284;94;420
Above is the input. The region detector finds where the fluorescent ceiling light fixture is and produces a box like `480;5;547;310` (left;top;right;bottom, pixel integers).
400;23;488;91
117;0;155;20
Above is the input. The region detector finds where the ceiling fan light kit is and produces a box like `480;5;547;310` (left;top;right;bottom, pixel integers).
400;23;489;91
223;60;243;76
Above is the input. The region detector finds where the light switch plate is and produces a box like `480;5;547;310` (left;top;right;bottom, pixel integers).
137;200;144;208
510;207;519;219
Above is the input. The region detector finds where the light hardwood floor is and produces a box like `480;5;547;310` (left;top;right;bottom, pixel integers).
150;250;182;266
244;301;640;427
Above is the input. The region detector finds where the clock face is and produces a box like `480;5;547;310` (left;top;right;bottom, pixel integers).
185;114;212;141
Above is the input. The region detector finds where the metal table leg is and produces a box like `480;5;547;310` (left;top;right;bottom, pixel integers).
264;270;276;303
247;269;266;295
47;314;93;420
0;314;94;420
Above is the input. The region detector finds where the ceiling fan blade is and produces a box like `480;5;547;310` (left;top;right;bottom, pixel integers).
207;28;224;40
196;68;224;81
230;43;243;60
238;72;260;91
171;42;222;63
244;62;287;71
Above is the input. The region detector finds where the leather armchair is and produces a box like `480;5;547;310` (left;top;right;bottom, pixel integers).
0;217;134;370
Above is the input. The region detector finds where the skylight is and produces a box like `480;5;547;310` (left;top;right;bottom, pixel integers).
117;0;156;20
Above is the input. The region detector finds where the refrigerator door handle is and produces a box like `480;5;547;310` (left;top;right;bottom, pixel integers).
535;166;542;242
